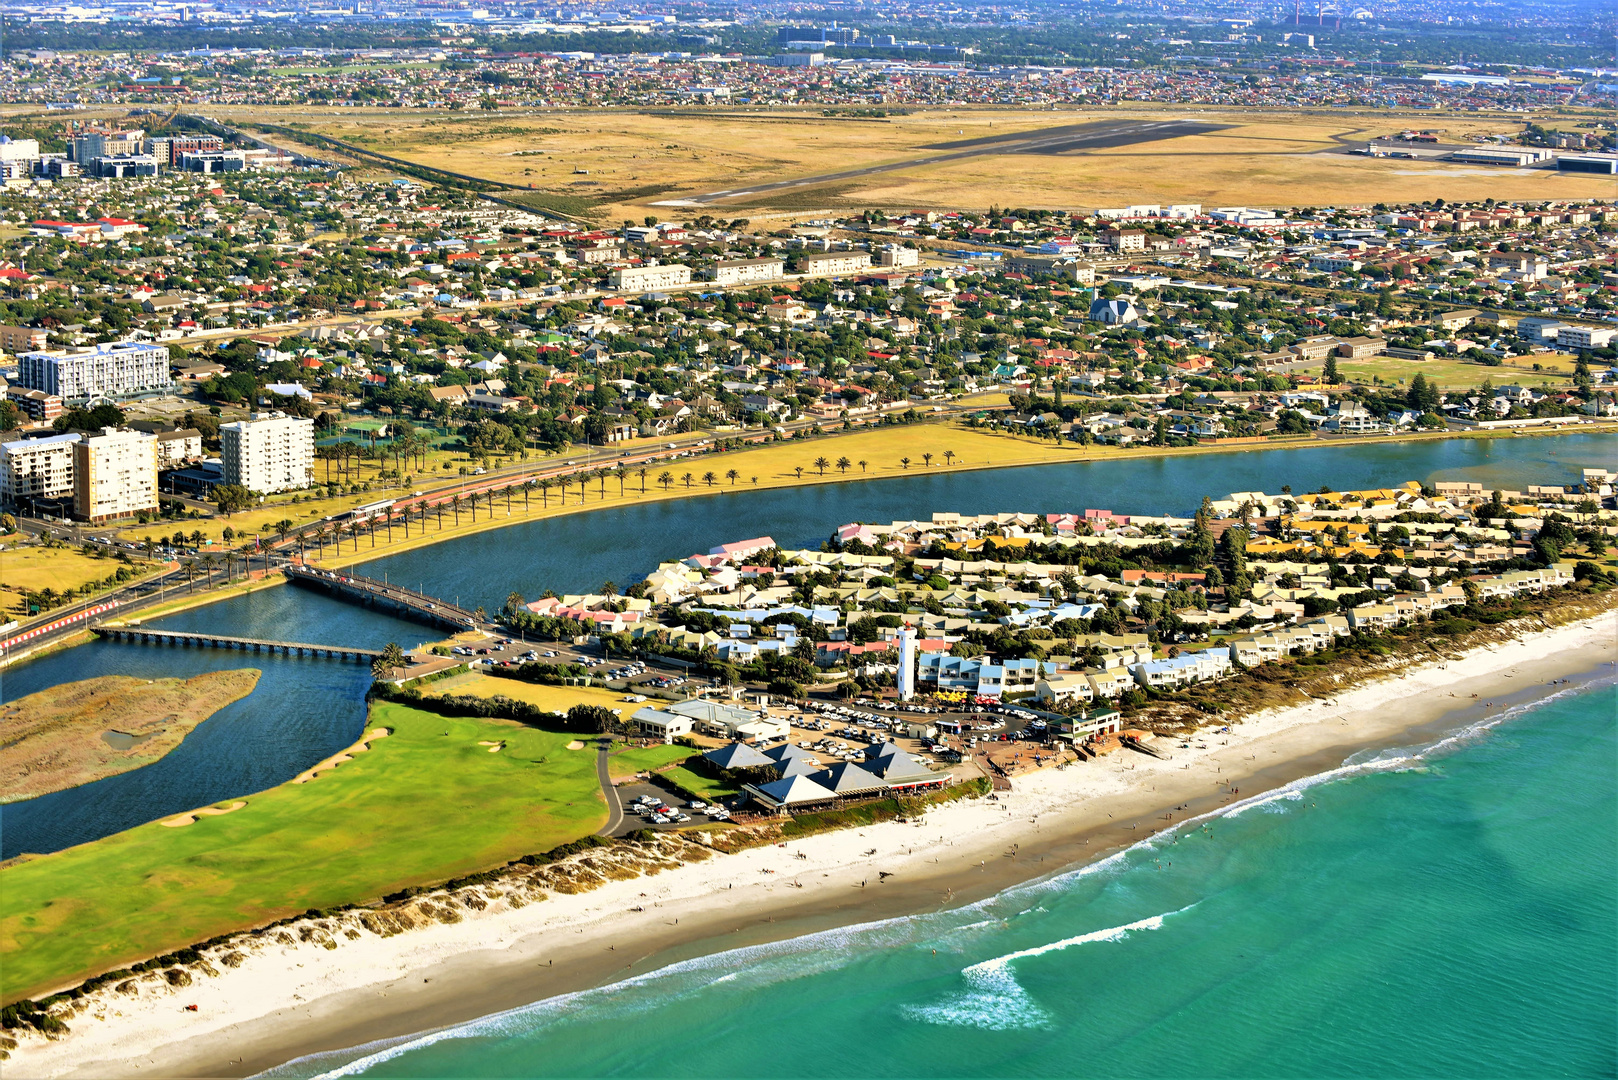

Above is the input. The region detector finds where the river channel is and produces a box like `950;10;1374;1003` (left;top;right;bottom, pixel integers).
2;432;1611;857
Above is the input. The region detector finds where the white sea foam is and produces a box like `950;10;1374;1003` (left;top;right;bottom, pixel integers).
902;906;1195;1030
288;677;1612;1078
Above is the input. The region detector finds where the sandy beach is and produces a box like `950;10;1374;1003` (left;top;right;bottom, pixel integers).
8;610;1615;1080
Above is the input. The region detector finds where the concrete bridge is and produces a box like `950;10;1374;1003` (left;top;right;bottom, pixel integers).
90;625;382;662
283;565;479;630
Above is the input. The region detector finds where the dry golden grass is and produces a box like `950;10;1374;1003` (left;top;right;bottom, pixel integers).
0;546;152;614
426;673;641;723
198;103;1618;221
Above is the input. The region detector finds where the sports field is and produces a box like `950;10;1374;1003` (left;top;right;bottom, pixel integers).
199;103;1618;222
0;701;605;999
1337;353;1580;391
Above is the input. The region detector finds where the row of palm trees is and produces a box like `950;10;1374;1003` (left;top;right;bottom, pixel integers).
261;442;968;568
899;450;957;470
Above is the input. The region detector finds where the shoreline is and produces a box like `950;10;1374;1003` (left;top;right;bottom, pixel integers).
9;424;1607;638
307;422;1618;575
9;610;1614;1080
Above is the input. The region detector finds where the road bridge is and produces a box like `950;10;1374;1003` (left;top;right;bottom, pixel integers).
89;625;381;661
284;564;479;630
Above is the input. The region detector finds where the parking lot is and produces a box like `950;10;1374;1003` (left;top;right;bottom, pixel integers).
613;781;733;835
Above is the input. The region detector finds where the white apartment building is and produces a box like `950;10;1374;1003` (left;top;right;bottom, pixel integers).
609;264;693;292
73;427;157;523
0;432;80;508
17;341;171;401
798;251;872;277
1554;325;1616;351
876;246;921;268
706;257;786;285
220;411;315;494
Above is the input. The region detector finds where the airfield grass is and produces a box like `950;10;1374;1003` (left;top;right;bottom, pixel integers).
200;103;1618;221
427;672;643;724
0;701;606;1000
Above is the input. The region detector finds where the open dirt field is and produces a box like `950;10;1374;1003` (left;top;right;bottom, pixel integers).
203;104;1618;222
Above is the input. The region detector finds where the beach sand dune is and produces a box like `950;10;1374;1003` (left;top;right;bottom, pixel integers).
8;613;1614;1080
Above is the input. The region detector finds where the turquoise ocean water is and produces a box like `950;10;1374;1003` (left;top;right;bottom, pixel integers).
275;679;1617;1080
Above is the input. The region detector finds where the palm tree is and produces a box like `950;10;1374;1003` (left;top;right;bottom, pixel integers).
275;519;294;547
451;495;462;526
794;465;804;480
922;452;934;467
702;471;717;487
614;467;627;497
658;470;674;491
835;456;851;475
944;449;957;466
725;469;740;486
857;459;867;473
900;456;911;470
637;467;648;494
813;456;830;475
539;477;552;507
681;472;694;489
372;641;407;681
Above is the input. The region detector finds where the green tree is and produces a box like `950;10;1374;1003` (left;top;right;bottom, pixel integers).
371;642;407;680
1323;354;1341;384
212;484;256;517
1406;373;1440;412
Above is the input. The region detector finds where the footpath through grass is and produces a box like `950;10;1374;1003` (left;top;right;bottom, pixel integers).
0;701;606;1000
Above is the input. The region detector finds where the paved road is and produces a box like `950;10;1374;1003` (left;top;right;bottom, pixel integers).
656;119;1230;206
595;737;624;837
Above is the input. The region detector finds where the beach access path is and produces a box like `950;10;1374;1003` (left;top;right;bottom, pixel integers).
10;611;1616;1080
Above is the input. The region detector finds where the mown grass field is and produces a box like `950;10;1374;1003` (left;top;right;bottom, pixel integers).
0;702;605;1000
0;546;161;617
1338;353;1581;391
609;744;698;776
661;764;742;803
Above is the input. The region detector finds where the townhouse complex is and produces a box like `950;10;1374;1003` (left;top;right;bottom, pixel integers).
493;471;1611;723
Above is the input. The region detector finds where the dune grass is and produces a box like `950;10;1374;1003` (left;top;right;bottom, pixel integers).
0;701;606;1000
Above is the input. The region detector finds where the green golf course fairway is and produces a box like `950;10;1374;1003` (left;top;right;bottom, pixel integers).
1;702;607;1001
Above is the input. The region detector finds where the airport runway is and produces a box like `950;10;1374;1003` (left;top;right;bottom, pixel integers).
653;119;1231;206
